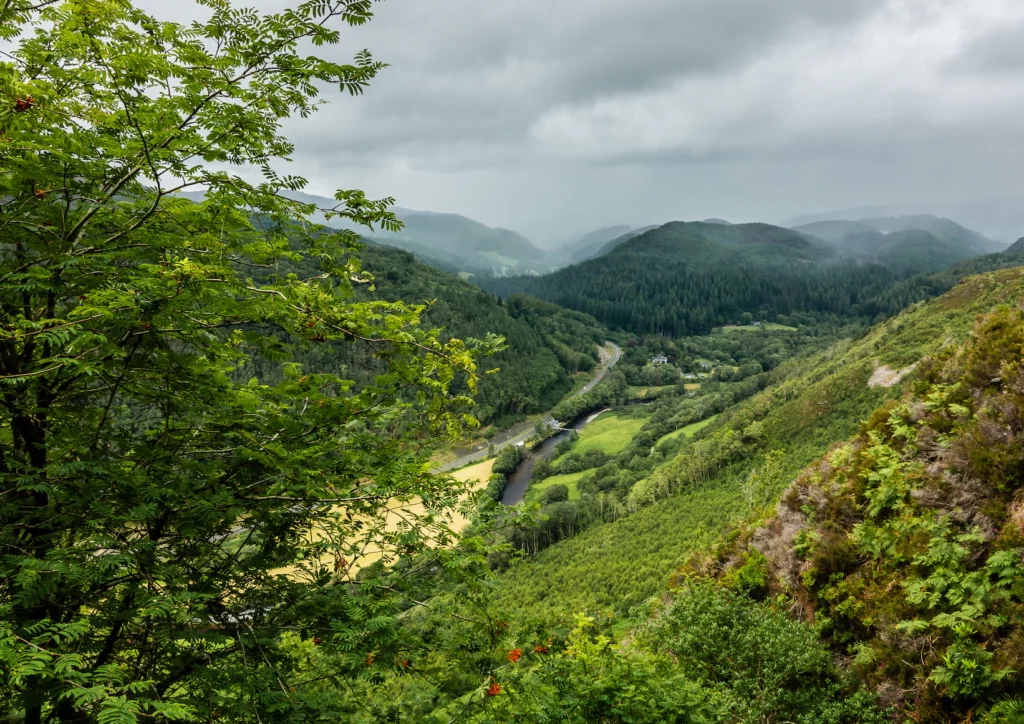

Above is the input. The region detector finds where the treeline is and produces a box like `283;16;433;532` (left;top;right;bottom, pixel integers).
550;371;629;423
481;254;921;336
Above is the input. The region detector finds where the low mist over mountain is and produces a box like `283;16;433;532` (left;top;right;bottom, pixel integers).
786;200;1022;246
793;214;997;274
555;225;634;265
279;191;544;274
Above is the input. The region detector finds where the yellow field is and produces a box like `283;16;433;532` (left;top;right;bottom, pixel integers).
280;458;495;579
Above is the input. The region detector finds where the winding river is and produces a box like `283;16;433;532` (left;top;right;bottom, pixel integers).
499;408;608;505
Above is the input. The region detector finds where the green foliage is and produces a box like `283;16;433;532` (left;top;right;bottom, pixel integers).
550;372;628;423
336;584;886;722
492;485;739;617
492;267;1024;638
527;470;588;502
0;3;501;721
483;221;1024;339
493;444;529;476
505;294;606;374
539;484;570;505
721;550;771;598
263;244;609;426
635;583;888;723
477;614;712;723
706;304;1024;720
554;411;648;460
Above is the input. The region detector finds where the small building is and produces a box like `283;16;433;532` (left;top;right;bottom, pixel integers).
650;355;670;365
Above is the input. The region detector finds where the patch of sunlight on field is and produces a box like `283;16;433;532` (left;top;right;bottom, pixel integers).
526;469;588;501
563;411;647;459
279;458;495;579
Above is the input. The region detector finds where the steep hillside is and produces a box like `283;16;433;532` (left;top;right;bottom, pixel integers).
492;267;1024;619
589;225;659;259
359;246;607;423
478;221;915;336
691;302;1024;721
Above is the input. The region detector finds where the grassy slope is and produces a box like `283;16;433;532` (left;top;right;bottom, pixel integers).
554;411;648;461
493;268;1024;619
526;470;588;502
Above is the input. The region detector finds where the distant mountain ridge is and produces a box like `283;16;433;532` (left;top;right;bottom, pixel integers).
238;190;546;275
786;203;1016;247
793;216;991;274
561;225;634;264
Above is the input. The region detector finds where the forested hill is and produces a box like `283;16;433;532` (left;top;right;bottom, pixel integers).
240;239;607;426
477;220;930;336
344;244;607;425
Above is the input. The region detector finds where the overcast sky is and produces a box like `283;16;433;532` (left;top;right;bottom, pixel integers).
173;0;1024;242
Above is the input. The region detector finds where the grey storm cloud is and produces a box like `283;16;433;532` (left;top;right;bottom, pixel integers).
147;0;1024;240
301;0;892;159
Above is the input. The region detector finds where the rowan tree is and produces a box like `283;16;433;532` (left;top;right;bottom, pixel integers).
0;1;498;721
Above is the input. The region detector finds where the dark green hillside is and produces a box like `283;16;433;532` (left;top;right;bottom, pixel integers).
478;221;914;336
504;295;606;374
875;229;980;273
356;246;608;423
864;238;1024;315
694;301;1024;721
246;243;606;426
610;221;833;262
